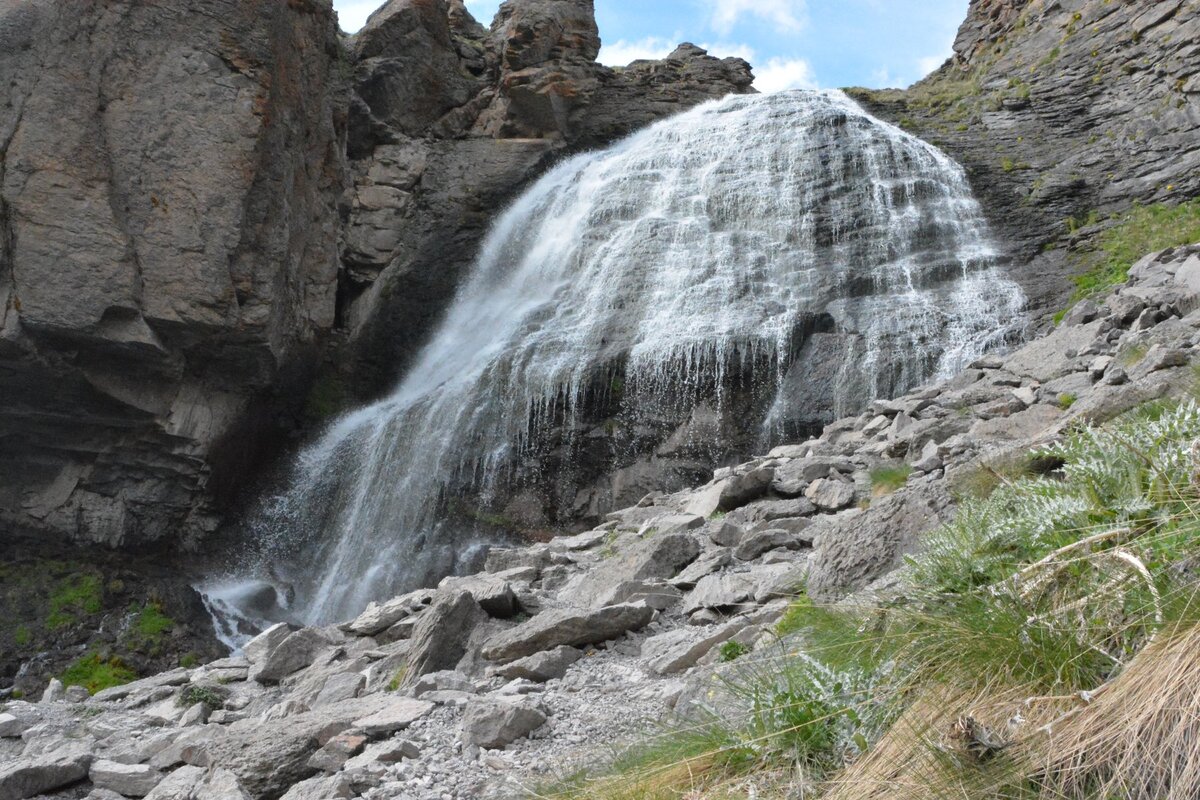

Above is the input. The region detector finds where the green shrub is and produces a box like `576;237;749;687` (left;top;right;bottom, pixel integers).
1057;391;1078;409
60;653;137;695
177;684;225;709
718;641;749;662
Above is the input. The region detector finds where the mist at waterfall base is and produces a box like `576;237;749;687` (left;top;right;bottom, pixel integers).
200;90;1026;642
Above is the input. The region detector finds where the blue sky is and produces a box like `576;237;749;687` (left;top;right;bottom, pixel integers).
333;0;968;91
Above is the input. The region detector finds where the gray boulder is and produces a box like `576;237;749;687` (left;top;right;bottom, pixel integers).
342;590;435;636
568;533;700;608
0;750;92;800
461;699;547;750
734;529;808;561
402;591;488;686
807;487;949;601
492;646;583;683
351;698;435;737
0;713;27;738
671;549;734;589
305;733;368;773
804;478;856;511
642;622;746;675
250;629;335;684
437;574;520;617
717;467;774;511
682;573;758;614
481;603;655;663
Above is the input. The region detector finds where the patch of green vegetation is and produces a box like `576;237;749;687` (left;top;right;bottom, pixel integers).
60;653;137;695
1070;200;1200;301
47;574;103;630
870;464;913;496
1057;392;1078;409
775;594;815;636
133;602;175;640
178;684;225;709
386;664;409;692
600;529;620;559
14;625;31;647
1118;341;1150;368
948;451;1053;501
718;641;749;662
179;652;200;669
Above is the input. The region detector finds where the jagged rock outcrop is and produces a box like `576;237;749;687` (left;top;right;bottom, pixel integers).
849;0;1200;317
337;0;754;395
8;243;1199;800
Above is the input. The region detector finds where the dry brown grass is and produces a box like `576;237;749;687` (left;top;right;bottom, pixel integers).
1028;621;1200;800
818;685;1047;800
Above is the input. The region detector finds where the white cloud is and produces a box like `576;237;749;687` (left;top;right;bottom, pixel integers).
707;0;807;35
754;57;819;93
697;42;758;63
598;37;676;66
598;38;756;68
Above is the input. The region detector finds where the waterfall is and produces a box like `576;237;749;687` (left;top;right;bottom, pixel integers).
207;90;1026;628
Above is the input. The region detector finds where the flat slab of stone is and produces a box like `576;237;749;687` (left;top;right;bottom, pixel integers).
481;603;655;663
90;759;161;797
341;590;434;636
642;621;746;675
351;697;435;737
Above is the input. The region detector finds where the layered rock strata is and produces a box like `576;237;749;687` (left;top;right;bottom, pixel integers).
850;0;1200;317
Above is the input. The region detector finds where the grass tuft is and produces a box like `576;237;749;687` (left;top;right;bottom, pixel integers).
870;464;913;496
60;653;137;695
1070;200;1200;301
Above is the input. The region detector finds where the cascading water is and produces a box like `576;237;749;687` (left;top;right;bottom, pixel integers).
204;89;1026;631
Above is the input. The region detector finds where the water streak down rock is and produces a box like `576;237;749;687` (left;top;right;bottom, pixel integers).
223;90;1027;625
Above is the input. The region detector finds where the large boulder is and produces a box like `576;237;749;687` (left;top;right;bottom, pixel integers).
250;629;336;685
89;760;162;798
402;591;488;686
566;533;701;608
481;603;655;663
460;698;547;750
0;750;92;800
806;485;951;601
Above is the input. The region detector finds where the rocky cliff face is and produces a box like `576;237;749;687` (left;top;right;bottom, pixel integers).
0;0;753;557
0;0;754;691
849;0;1200;319
338;0;754;397
0;0;349;551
